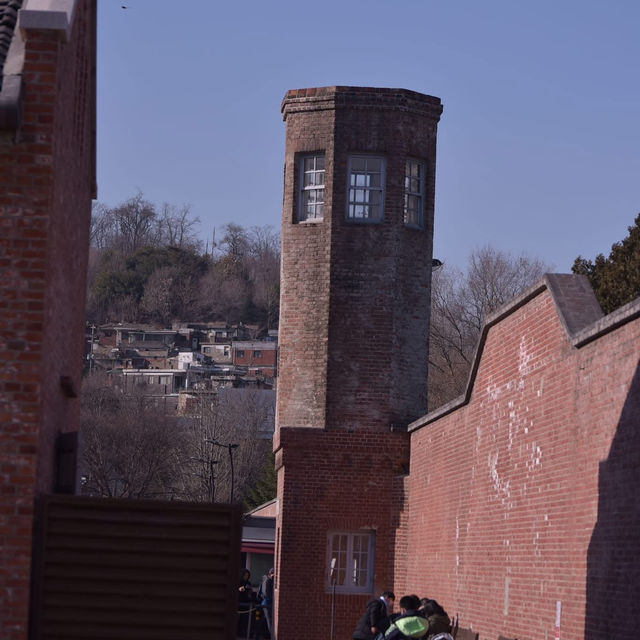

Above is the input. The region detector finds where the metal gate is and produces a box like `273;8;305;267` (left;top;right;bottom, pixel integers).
30;495;241;639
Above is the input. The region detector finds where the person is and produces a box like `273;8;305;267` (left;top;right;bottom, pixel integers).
237;568;254;638
418;599;451;639
353;591;396;640
384;595;429;640
256;568;275;639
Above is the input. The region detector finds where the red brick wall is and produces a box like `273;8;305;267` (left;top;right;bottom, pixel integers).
405;284;640;640
233;346;277;368
274;428;410;640
0;2;96;638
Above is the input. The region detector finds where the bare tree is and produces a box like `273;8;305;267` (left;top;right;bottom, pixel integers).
80;375;185;499
80;374;275;505
198;267;250;324
246;226;280;329
176;389;274;504
157;202;202;250
140;266;176;326
429;246;551;409
111;191;158;253
218;223;250;262
90;201;115;250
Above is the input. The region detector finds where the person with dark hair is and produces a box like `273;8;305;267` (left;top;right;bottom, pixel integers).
237;568;254;637
353;591;396;640
384;595;429;640
418;599;451;638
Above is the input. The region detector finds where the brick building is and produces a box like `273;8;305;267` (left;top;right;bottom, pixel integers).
0;1;96;638
232;340;277;377
274;87;443;640
274;87;640;640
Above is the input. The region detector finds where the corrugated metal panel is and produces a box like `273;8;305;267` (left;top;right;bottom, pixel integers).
30;495;241;640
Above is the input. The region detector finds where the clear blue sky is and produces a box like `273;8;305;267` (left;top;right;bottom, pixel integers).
97;0;640;271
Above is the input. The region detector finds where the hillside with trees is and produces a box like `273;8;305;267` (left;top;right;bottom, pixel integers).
87;192;280;331
82;193;566;503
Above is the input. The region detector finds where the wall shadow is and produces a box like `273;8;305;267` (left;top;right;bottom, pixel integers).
586;360;640;639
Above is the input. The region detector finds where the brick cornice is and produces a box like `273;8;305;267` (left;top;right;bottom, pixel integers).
282;86;443;122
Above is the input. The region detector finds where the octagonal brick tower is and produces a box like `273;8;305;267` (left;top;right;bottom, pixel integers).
274;87;443;640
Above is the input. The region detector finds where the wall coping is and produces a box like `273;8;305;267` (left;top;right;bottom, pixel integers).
19;0;77;41
409;273;640;432
0;0;78;133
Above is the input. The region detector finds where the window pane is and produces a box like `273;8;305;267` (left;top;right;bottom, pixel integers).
347;156;385;222
367;158;383;172
327;531;374;593
404;159;424;227
299;155;325;222
368;173;381;188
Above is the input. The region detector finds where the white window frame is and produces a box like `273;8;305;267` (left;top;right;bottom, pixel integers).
326;530;375;594
404;158;425;228
298;154;325;222
346;156;385;223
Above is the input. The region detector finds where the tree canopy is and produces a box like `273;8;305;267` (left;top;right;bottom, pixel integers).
572;213;640;314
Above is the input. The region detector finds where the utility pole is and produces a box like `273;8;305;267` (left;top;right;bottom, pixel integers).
207;440;239;503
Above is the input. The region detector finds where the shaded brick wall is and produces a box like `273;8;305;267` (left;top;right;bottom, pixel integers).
405;283;640;640
0;2;96;638
274;428;410;640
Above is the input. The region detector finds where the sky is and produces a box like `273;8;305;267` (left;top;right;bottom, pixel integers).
97;0;640;272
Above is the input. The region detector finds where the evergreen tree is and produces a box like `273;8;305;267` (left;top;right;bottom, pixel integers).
572;213;640;314
244;452;277;510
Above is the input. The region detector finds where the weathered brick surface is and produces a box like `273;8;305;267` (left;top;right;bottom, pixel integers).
275;87;442;640
0;3;96;638
277;87;442;432
405;286;640;640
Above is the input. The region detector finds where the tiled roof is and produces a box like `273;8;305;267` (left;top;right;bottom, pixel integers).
0;0;21;80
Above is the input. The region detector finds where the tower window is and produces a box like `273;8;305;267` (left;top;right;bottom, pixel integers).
404;159;425;228
299;154;325;222
347;156;385;222
326;530;375;594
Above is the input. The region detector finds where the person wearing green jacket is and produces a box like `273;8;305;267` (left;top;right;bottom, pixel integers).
384;595;429;640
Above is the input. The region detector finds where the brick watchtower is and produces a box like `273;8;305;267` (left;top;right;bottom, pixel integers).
274;87;442;640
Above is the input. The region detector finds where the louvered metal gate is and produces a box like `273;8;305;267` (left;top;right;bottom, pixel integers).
30;495;241;640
